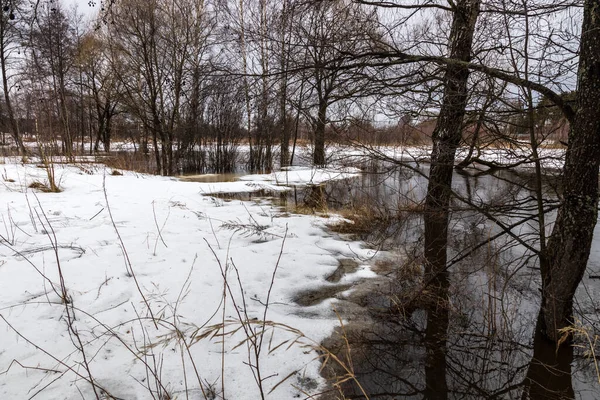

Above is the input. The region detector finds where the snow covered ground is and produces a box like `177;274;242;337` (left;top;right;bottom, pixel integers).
10;138;567;172
238;166;362;186
0;161;376;399
187;166;362;195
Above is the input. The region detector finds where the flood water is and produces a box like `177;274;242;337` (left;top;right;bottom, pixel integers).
186;162;600;399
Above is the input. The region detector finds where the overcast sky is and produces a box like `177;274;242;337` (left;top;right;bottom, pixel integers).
62;0;99;20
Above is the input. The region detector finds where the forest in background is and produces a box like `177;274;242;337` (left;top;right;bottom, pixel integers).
0;0;573;175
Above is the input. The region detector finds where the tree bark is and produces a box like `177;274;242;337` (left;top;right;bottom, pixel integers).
278;0;290;168
424;272;450;400
0;8;24;155
541;0;600;343
0;47;24;155
421;3;479;396
423;0;480;282
313;99;327;166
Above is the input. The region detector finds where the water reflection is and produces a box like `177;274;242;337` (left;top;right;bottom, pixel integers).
522;313;575;400
300;164;595;399
322;288;588;399
424;272;449;400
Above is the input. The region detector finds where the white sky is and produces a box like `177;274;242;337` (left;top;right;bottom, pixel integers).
62;0;100;20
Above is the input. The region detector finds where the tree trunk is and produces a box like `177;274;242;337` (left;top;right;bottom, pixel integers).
0;10;24;156
1;51;24;155
104;107;113;152
280;113;290;167
423;0;480;281
278;1;291;168
424;272;449;400
421;4;480;395
542;0;600;343
313;100;327;166
151;128;161;174
94;115;105;152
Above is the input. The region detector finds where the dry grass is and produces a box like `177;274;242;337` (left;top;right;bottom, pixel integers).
327;204;395;237
28;180;61;193
559;320;600;384
1;168;15;183
103;151;156;174
287;204;332;217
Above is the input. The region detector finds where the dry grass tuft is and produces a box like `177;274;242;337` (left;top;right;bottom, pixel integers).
104;152;155;174
28;180;61;192
559;320;600;384
327;205;390;236
287;204;332;217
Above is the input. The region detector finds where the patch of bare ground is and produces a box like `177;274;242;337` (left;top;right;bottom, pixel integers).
293;283;354;307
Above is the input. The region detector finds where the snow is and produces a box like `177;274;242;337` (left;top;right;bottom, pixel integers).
12;138;567;172
338;266;378;284
239;166;361;186
0;161;376;399
196;179;289;194
188;166;362;195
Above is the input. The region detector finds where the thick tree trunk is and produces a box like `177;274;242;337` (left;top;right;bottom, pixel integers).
94;112;106;153
280;116;290;167
423;0;480;281
58;74;73;157
0;14;24;155
279;45;290;167
424;272;449;400
542;0;600;343
422;3;479;395
151;128;161;175
103;109;113;152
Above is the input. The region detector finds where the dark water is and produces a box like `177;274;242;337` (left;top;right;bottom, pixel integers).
187;162;600;399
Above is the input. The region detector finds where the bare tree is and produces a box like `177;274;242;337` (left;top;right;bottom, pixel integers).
289;0;376;166
77;32;121;153
0;0;26;154
541;0;600;343
29;2;77;157
107;0;213;175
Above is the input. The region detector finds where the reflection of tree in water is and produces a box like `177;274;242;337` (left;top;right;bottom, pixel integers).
522;313;574;400
317;166;595;399
423;272;449;400
198;162;594;398
323;283;580;399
